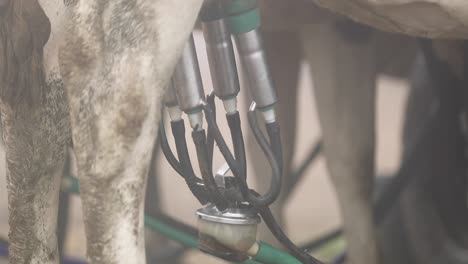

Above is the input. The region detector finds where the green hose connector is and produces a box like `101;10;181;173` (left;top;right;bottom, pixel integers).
226;0;258;14
144;215;198;248
62;176;80;194
253;242;302;264
225;0;260;34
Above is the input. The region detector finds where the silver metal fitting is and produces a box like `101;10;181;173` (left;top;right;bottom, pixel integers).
197;204;261;226
164;79;183;122
173;34;206;114
197;204;260;252
202;18;240;101
164;78;178;108
235;29;278;110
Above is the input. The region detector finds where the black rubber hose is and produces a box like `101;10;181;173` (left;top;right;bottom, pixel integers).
160;121;209;204
202;104;248;199
171;120;200;182
245;104;282;207
251;109;321;263
192;129;229;210
159;122;185;176
265;121;283;177
202;104;240;176
226;112;247;180
171;120;209;204
226;111;250;199
206;92;216;167
203;103;281;207
260;207;324;264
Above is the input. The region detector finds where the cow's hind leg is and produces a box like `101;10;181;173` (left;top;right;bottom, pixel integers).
59;1;203;262
2;84;70;264
301;21;380;264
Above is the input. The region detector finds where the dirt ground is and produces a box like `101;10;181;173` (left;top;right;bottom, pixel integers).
0;33;408;263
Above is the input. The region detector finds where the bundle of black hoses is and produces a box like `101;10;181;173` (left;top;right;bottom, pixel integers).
202;103;281;207
192;128;230;210
202;102;324;264
159;120;209;205
160;98;324;263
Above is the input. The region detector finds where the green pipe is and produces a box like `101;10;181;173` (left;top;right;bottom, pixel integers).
144;215;198;248
254;242;302;264
225;0;260;34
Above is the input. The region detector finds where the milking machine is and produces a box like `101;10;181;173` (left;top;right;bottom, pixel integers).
159;1;323;263
1;1;444;264
0;1;330;263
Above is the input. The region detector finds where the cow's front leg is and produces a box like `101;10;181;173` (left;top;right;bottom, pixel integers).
59;1;203;263
301;21;380;264
2;92;70;264
1;0;71;262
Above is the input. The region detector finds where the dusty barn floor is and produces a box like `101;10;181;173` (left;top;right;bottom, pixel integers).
0;33;408;263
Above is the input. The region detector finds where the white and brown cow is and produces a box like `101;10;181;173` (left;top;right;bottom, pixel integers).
295;1;468;264
0;0;463;264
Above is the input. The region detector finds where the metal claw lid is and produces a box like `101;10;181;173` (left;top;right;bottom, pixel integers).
196;204;261;225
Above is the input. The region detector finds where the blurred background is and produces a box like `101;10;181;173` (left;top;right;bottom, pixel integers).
0;32;409;263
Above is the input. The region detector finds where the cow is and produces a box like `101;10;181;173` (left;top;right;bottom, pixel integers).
259;1;468;264
250;2;418;264
298;1;468;264
0;0;459;264
0;0;203;263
